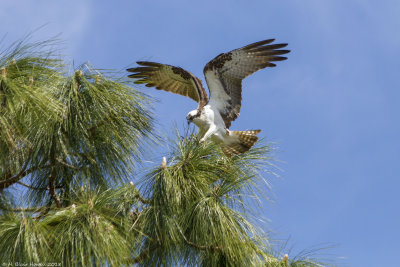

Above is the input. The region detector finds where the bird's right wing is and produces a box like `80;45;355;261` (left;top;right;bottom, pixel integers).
203;39;290;128
127;61;208;108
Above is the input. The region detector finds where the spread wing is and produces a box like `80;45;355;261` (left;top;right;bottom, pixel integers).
203;39;290;128
127;61;208;108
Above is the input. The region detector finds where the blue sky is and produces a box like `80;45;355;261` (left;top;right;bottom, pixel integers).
1;1;399;266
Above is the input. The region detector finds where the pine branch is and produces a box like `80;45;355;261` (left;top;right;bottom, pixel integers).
48;180;61;207
183;238;222;252
0;162;49;190
0;164;28;190
48;141;62;208
134;193;150;204
55;158;80;170
87;112;116;136
16;181;63;190
2;206;48;213
177;224;222;252
129;181;150;204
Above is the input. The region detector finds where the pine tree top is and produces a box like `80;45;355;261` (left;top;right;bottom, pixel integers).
0;37;338;267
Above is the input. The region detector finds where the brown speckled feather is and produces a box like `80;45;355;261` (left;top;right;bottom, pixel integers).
222;130;261;156
204;39;290;128
127;62;208;109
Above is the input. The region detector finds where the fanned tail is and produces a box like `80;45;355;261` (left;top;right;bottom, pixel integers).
221;130;261;156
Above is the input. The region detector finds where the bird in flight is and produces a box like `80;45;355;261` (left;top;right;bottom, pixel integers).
127;39;289;156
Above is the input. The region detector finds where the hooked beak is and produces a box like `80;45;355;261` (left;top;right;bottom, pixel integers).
186;115;193;126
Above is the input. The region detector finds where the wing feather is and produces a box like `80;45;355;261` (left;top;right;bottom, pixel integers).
127;62;208;107
204;39;290;128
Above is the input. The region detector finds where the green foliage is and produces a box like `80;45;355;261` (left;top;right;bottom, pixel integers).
0;212;50;262
0;37;154;208
137;130;273;266
41;186;134;266
0;38;337;266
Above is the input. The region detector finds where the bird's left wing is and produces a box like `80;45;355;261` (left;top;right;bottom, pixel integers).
127;61;208;108
204;39;290;128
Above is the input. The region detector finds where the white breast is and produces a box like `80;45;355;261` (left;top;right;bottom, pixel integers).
192;105;228;143
193;106;214;129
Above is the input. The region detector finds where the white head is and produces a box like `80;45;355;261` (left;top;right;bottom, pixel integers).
186;109;199;125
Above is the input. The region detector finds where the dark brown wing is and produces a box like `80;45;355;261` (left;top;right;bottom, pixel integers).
204;39;290;128
127;61;208;108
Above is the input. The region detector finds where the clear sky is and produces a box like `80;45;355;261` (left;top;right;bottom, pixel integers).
1;1;399;266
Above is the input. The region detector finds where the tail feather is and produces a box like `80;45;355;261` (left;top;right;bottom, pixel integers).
221;130;261;156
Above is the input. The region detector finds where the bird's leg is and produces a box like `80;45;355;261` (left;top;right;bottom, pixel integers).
199;125;217;143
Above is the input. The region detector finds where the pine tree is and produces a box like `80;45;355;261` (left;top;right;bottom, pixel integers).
0;38;335;266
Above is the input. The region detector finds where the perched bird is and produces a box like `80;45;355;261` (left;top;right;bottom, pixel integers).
127;39;289;156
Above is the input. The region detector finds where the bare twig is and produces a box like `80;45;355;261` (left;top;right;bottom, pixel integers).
2;206;48;213
135;194;149;204
16;181;63;190
135;194;150;204
177;224;221;252
0;163;51;190
56;158;80;169
1;162;28;190
49;141;62;207
129;181;150;204
48;180;61;207
183;238;221;252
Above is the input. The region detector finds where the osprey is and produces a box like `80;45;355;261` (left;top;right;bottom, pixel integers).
127;39;289;156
